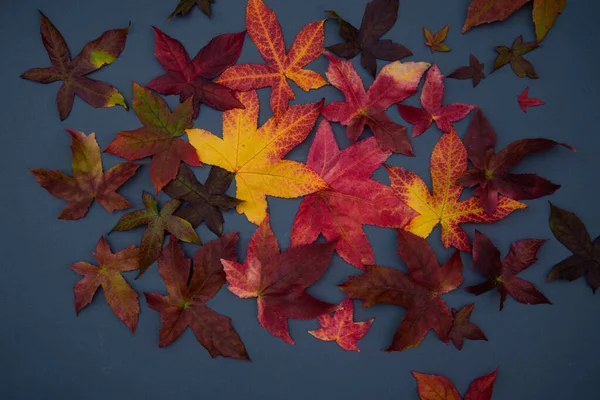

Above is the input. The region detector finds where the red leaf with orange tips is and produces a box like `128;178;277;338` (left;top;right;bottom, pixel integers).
448;304;488;350
518;87;545;112
308;298;374;351
465;230;551;310
217;0;326;119
339;230;464;352
398;65;476;137
222;216;337;344
291;121;416;269
144;235;249;360
412;369;498;400
321;53;429;155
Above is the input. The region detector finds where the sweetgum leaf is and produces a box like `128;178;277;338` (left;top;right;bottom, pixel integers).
518;87;545;112
412;369;498;400
326;0;412;77
21;12;129;120
168;0;215;20
30;129;139;220
448;304;488;350
144;235;249;360
493;36;539;78
424;24;451;54
448;54;486;88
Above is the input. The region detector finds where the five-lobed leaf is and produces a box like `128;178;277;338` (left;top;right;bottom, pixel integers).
387;128;526;252
518;87;545;112
493;36;539;79
321;52;429;155
168;0;215;20
412;369;498;400
448;304;488;350
69;236;140;333
448;54;486;88
291;121;416;269
105;82;200;194
144;234;249;360
30;129;139;220
21;12;129;120
424;24;451;53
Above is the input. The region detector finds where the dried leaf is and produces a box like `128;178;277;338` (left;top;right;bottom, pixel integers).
493;36;539;79
321;53;429;155
110;192;201;277
424;24;451;53
448;304;488;350
187;90;326;224
105;82;200;193
326;0;412;77
168;0;215;20
222;216;338;344
398;65;476;137
533;0;567;42
291;121;416;269
30;129;139;220
339;230;464;351
21;12;129;120
412;369;497;400
147;28;244;118
144;235;249;360
465;230;551;310
387;128;526;252
518;87;545;112
447;54;486;88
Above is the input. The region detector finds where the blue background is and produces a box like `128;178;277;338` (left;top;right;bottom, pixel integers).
1;0;599;398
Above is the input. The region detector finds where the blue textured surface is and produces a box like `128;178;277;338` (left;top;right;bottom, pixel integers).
1;0;599;399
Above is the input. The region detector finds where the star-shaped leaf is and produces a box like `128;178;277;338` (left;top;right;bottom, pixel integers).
222;215;338;344
187;90;326;224
147;27;245;118
69;236;140;333
412;369;498;400
448;304;488;350
424;24;451;53
457;109;574;215
217;0;326;119
547;203;600;293
321;53;429;155
168;0;215;20
21;12;129;120
325;0;412;77
398;64;476;137
105;82;200;193
291;121;416;269
308;298;374;352
465;230;551;310
387;128;526;252
163;164;241;237
518;87;545;112
110;192;201;277
493;35;539;78
30;129;139;220
339;230;464;352
144;235;249;360
448;54;486;88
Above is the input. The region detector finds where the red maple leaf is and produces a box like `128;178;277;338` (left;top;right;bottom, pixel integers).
339;230;464;351
518;87;545;112
447;54;486;88
147;27;245;118
291;121;416;269
398;64;476;137
144;235;249;360
465;230;551;310
222;215;338;344
448;304;488;350
412;369;498;400
321;53;429;155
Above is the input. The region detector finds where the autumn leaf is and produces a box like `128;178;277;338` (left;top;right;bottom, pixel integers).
187;90;326;225
69;236;140;333
493;36;539;79
308;298;374;352
105;82;199;194
163;164;241;236
387;128;526;252
424;24;451;53
465;230;551;310
147;27;244;118
222;216;337;344
110;191;201;277
168;0;215;20
547;203;600;293
291;121;416;269
412;369;498;400
448;304;488;350
448;54;486;88
456;109;573;215
518;87;545;112
144;235;249;360
321;53;429;155
462;0;566;42
325;0;412;77
30;129;139;220
397;65;476;137
216;0;326;119
21;12;128;120
340;230;463;351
